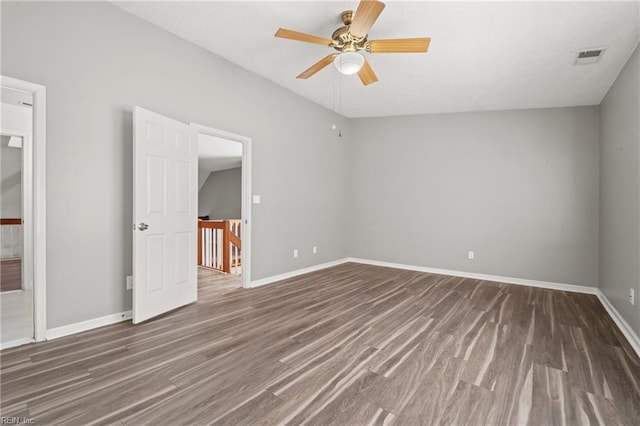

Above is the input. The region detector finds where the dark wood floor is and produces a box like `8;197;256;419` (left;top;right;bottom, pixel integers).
0;259;21;292
1;263;639;425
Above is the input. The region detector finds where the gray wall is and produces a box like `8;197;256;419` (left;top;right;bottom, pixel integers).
1;2;350;328
350;107;600;287
198;167;241;220
1;137;22;218
2;1;635;334
600;43;640;335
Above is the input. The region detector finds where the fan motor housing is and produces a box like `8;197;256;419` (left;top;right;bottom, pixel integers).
332;10;368;52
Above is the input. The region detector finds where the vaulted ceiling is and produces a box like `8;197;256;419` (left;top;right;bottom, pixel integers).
116;1;640;118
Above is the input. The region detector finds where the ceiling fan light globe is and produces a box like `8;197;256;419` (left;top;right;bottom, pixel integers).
334;52;365;75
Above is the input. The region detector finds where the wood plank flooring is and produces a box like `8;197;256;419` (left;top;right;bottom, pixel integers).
1;259;22;292
197;267;243;298
1;263;639;425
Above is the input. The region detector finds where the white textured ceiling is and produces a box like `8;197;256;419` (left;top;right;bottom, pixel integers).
116;1;640;118
199;132;242;169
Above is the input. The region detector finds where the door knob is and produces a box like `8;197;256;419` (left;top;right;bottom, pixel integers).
138;222;149;231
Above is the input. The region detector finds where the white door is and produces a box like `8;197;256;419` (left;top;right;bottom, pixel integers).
133;107;198;323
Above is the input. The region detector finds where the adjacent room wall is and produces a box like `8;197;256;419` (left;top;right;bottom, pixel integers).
0;103;30;219
599;43;640;335
349;106;600;287
0;136;22;218
1;1;350;328
198;167;241;220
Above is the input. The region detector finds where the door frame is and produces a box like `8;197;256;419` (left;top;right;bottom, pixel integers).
0;75;47;342
190;123;252;288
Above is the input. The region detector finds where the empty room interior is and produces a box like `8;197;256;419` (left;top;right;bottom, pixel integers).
0;1;639;424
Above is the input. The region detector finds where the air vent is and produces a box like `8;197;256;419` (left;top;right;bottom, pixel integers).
575;48;606;65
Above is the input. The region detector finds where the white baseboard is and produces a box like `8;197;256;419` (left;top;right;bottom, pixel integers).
250;258;349;288
47;310;132;340
1;337;34;351
348;257;640;358
347;257;598;295
27;259;640;360
596;290;640;357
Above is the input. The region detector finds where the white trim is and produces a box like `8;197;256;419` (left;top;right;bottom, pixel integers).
0;127;29;137
596;290;640;357
190;123;252;289
250;258;349;288
1;337;34;351
1;76;46;342
346;258;598;295
347;258;640;357
14;257;639;360
47;311;133;340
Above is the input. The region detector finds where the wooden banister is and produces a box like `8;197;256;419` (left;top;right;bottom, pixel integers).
198;221;225;230
228;232;241;249
0;218;22;225
198;219;242;275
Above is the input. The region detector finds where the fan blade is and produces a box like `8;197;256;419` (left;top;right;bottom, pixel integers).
297;54;339;79
275;28;333;46
368;37;431;53
349;0;386;38
358;59;378;85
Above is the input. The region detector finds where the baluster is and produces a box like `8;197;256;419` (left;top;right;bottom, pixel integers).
211;228;216;269
204;228;209;267
210;228;215;268
197;223;202;266
205;228;209;268
232;244;237;275
207;228;211;268
217;227;223;270
213;228;217;268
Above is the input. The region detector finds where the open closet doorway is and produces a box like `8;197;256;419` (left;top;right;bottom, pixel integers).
0;76;46;349
192;124;251;293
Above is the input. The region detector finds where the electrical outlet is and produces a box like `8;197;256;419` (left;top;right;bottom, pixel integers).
293;249;298;258
126;275;133;290
468;251;475;260
313;246;317;254
630;288;635;305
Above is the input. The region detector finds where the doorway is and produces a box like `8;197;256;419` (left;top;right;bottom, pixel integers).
1;122;31;347
0;76;46;349
192;123;252;289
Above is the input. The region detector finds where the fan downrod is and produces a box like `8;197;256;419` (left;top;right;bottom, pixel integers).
340;10;354;25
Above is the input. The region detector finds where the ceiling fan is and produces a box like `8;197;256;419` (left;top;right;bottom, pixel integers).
274;0;431;86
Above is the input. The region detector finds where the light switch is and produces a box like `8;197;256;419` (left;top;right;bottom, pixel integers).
253;195;261;204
